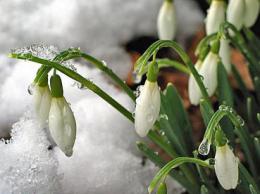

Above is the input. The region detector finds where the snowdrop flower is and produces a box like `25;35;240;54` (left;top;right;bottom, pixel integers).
227;0;245;30
244;0;260;27
199;52;219;96
135;62;160;137
219;39;231;73
49;74;76;157
188;43;219;105
215;144;239;190
33;80;52;126
157;0;177;40
188;60;203;105
205;0;226;35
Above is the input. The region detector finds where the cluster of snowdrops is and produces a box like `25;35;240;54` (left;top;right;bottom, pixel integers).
8;0;260;193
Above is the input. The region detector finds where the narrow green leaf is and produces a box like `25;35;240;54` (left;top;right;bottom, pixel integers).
217;62;234;107
200;99;214;126
162;83;194;153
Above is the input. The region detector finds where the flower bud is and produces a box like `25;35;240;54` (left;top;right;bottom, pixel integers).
188;52;219;105
227;0;245;30
214;144;239;190
33;84;52;125
205;0;226;35
49;74;76;157
188;60;203;105
157;0;177;40
219;39;231;74
199;52;219;97
134;80;160;137
244;0;260;27
157;182;167;194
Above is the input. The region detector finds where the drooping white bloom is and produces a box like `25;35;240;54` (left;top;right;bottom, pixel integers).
188;60;203;105
199;52;219;96
49;97;76;157
215;144;239;190
188;52;219;105
33;84;52;125
205;0;226;35
157;0;177;40
227;0;245;30
219;39;231;74
244;0;260;27
135;80;160;137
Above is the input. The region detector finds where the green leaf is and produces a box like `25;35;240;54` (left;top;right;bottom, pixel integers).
217;62;234;107
160;83;193;155
200;99;214;126
217;62;236;144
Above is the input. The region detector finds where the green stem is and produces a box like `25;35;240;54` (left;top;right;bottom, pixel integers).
148;157;212;193
148;131;199;188
136;142;195;194
34;49;136;101
10;54;134;122
156;58;190;74
134;40;211;105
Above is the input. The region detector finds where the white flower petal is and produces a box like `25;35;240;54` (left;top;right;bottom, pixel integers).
219;39;231;74
199;52;219;97
49;97;76;156
33;85;52;125
188;61;203;105
215;144;239;190
157;1;177;40
227;0;245;30
205;0;225;35
134;81;160;137
244;0;260;27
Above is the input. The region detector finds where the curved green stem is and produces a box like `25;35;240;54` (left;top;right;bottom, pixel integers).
10;53;134;122
134;40;210;104
148;157;212;193
156;58;190;74
34;48;136;101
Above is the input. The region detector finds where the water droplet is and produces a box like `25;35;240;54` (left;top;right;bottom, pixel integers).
198;139;210;155
132;112;135;118
159;114;168;120
11;44;59;60
146;112;154;123
65;124;72;136
134;85;143;98
101;60;108;67
132;71;142;84
236;115;245;126
62;61;77;72
27;83;35;95
199;75;204;80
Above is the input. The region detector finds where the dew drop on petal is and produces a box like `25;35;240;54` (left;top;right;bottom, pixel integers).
132;72;142;84
27;83;35;95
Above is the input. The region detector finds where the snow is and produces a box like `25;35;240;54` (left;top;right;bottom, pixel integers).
0;115;62;194
0;0;203;78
